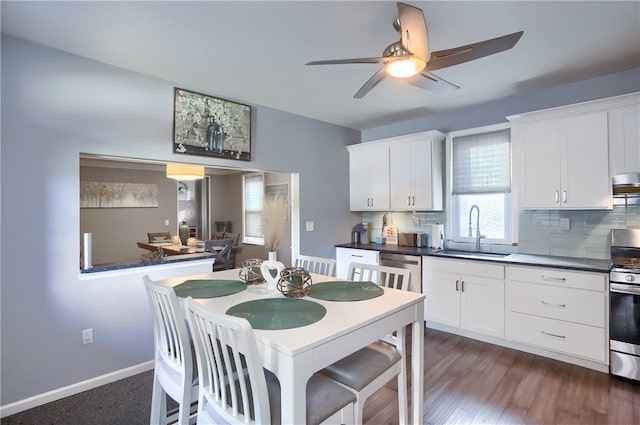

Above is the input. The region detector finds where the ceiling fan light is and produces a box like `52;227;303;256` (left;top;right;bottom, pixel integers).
166;163;205;181
385;57;426;78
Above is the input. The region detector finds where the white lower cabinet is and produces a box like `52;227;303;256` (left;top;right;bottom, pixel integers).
505;265;608;363
424;257;505;339
335;247;378;279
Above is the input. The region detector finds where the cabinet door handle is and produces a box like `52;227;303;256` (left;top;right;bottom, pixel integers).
408;196;411;206
455;280;459;291
555;190;559;203
541;275;566;282
541;300;567;308
461;280;465;292
412;196;415;206
562;190;567;203
541;330;566;339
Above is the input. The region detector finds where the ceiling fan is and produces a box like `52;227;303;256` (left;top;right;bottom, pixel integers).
306;2;523;99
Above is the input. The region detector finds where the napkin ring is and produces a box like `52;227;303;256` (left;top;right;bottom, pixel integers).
277;267;312;298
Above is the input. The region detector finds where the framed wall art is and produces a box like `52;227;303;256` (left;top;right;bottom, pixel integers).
172;87;252;161
80;182;159;208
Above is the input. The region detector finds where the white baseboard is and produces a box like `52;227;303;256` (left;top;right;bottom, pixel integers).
0;361;154;418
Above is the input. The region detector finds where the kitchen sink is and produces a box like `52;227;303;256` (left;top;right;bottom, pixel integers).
433;250;511;260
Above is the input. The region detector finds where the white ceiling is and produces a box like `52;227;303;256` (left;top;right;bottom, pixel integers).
2;1;639;131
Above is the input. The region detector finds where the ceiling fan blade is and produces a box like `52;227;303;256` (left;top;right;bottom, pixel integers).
397;2;429;61
306;57;386;66
354;68;387;99
406;71;459;93
426;31;524;72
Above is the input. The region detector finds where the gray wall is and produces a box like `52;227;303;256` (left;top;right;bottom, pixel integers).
362;67;640;141
80;166;179;265
0;34;359;407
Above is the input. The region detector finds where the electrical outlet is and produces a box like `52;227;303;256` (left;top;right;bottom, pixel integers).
560;218;571;231
164;219;170;226
306;221;314;231
82;328;93;345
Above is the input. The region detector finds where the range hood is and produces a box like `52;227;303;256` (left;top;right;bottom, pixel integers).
613;173;640;195
613;173;640;205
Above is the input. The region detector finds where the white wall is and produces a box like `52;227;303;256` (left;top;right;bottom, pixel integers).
0;35;360;409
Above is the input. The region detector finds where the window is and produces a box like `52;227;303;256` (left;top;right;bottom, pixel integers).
448;125;514;245
242;173;264;245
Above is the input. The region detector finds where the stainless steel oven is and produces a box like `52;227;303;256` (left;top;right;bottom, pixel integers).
610;229;640;381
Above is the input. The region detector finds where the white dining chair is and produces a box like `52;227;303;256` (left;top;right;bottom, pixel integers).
185;298;356;425
143;276;198;425
294;254;336;276
320;262;411;425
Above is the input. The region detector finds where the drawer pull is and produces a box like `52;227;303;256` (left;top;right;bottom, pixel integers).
541;330;566;339
352;255;364;258
541;300;567;308
541;275;566;282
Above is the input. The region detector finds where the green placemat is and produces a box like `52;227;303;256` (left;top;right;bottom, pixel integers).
226;298;326;330
174;279;246;299
309;281;384;301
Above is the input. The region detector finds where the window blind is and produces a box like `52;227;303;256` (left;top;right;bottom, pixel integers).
452;129;511;195
243;174;263;239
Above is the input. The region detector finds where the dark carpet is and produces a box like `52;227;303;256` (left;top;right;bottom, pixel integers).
1;370;160;425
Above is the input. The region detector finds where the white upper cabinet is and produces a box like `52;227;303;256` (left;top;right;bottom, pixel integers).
347;142;390;211
609;99;640;176
516;111;610;209
389;131;445;211
508;94;640;210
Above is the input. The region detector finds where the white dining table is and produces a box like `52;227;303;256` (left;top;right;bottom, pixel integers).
156;268;425;424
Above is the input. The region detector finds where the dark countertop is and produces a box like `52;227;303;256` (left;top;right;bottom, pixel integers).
80;252;216;274
335;243;612;273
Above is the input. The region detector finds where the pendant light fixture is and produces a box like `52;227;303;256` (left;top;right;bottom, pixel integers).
166;163;205;181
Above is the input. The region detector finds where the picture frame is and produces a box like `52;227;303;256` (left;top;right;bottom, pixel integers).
80;182;159;208
172;87;252;161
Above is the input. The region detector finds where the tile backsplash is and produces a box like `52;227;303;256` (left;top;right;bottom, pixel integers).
361;204;640;260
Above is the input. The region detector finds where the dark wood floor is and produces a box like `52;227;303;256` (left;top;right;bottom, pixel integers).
363;328;640;425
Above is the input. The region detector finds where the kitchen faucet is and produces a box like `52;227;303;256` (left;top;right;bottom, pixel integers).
468;205;484;251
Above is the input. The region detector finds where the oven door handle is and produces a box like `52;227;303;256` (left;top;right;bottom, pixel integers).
611;282;640;295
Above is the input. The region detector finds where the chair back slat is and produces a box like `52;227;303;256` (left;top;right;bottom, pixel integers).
347;262;411;291
295;254;336;276
186;298;272;424
144;277;189;370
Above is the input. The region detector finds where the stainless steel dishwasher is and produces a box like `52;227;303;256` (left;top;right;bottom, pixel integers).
379;253;422;293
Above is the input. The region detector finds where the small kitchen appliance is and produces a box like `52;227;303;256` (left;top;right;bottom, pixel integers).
430;224;444;250
351;222;369;245
610;228;640;382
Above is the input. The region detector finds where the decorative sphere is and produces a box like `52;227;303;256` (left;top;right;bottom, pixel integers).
277;267;312;298
239;259;265;284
